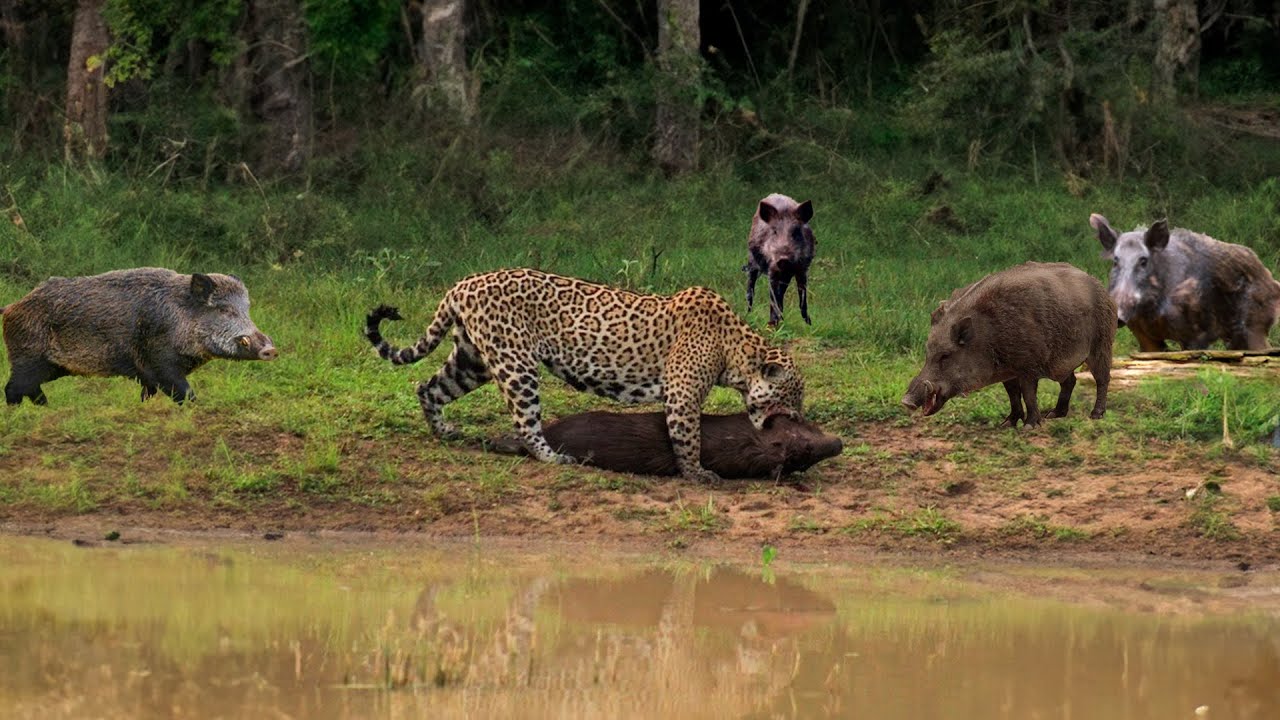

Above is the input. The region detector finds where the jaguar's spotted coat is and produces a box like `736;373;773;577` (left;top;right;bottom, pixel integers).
364;268;804;482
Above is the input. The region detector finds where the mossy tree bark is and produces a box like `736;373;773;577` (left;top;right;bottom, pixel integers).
1152;0;1200;102
247;0;312;176
418;0;473;122
64;0;109;162
653;0;701;176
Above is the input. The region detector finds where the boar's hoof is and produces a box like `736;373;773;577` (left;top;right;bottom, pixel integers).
999;414;1022;429
1089;409;1106;420
1022;414;1043;428
1044;409;1068;420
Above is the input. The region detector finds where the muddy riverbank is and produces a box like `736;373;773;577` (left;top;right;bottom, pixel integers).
3;418;1278;568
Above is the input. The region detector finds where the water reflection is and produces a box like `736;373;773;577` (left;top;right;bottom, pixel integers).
0;537;1277;719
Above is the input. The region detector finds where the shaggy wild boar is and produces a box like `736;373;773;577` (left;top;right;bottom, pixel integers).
488;411;843;479
2;268;276;405
1090;214;1280;351
901;262;1115;427
744;193;815;326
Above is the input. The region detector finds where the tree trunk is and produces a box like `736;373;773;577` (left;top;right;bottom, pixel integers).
247;0;312;176
1;0;24;125
418;0;473;121
652;0;700;176
64;0;109;162
1152;0;1200;103
0;0;22;52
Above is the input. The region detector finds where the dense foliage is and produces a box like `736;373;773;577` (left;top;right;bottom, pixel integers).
2;0;1279;183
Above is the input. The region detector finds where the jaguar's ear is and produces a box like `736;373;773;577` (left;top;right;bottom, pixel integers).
763;361;788;380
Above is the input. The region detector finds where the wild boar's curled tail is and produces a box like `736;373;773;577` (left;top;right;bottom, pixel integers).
364;300;455;366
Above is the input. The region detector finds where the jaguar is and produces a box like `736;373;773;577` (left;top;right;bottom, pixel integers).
364;268;804;482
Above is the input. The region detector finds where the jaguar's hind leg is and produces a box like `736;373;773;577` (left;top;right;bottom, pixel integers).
417;333;491;438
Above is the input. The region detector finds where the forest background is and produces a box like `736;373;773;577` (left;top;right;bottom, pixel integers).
1;0;1279;547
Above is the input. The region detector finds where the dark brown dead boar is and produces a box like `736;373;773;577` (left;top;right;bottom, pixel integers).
1090;214;1280;351
744;194;815;326
489;411;843;479
901;262;1116;427
2;267;277;405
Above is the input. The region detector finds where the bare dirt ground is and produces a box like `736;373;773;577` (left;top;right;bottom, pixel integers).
3;416;1278;570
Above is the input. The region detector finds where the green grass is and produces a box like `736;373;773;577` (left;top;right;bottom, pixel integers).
1188;493;1242;542
787;514;826;534
665;496;728;534
0;152;1278;518
1000;515;1090;542
844;506;962;544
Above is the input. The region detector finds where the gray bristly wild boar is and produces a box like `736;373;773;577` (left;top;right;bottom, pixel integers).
2;267;277;405
901;262;1116;428
1090;214;1280;351
744;193;815;326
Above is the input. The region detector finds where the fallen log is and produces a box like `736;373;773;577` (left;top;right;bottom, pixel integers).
1127;348;1280;363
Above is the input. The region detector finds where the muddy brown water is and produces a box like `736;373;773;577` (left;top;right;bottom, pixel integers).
2;536;1279;719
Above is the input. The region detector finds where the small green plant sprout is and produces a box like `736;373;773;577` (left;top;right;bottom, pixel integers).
1265;496;1280;513
760;544;778;569
666;495;727;534
760;544;778;584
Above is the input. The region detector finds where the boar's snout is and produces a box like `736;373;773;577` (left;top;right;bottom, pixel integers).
901;376;926;410
1109;286;1142;327
814;434;843;460
237;331;278;361
902;378;945;416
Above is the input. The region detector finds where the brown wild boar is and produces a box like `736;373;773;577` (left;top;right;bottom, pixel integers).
1090;214;1280;351
488;411;843;479
901;262;1115;427
744;193;815;326
2;267;276;405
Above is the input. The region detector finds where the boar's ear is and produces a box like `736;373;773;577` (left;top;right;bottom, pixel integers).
1144;219;1170;251
190;273;215;304
950;315;973;347
758;200;777;223
796;200;814;223
1090;213;1118;258
929;301;947;325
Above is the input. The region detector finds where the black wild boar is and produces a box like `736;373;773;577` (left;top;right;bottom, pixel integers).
1090;214;1280;351
744;194;815;326
2;268;277;405
901;262;1115;427
488;411;843;479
